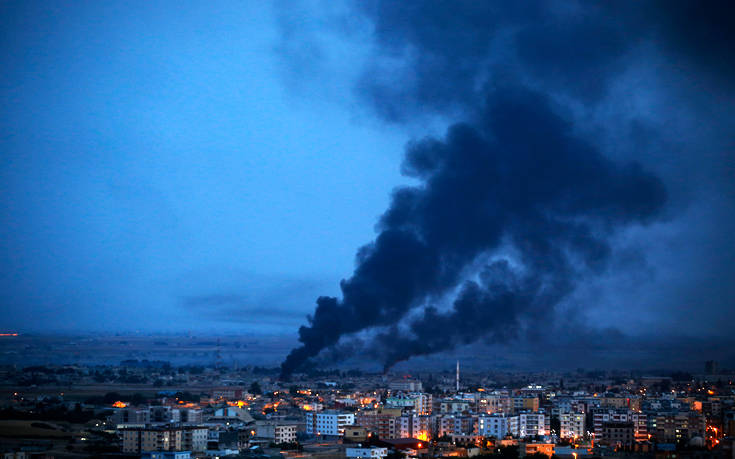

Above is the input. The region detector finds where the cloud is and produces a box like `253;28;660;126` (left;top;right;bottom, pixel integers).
181;275;331;327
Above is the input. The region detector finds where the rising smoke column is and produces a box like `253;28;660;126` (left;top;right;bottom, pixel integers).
269;0;735;375
280;87;666;377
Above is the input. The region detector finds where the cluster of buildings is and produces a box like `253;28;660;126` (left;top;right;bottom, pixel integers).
111;394;300;457
283;364;735;458
2;361;734;458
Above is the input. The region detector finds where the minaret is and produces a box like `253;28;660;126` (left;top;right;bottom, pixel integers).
456;360;460;392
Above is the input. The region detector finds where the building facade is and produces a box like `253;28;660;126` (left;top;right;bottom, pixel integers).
182;427;208;452
600;422;634;449
592;409;647;442
559;412;585;439
478;414;509;438
305;410;355;436
509;413;546;438
346;447;388;459
122;428;183;453
256;421;298;444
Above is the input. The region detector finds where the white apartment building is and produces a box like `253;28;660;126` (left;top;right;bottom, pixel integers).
256;421;298;444
182;428;208;452
509;413;546;438
438;415;476;437
478;414;509;438
397;414;432;438
559;412;585;439
346;446;388;459
592;409;647;441
305;410;355;436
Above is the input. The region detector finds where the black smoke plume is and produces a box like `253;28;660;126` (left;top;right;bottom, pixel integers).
353;1;735;120
280;87;666;377
274;1;735;376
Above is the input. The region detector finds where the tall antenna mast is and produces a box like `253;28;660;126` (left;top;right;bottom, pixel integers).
456;360;460;393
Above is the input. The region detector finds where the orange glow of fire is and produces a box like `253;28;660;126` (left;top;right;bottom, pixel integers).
263;401;281;413
177;402;198;408
112;401;128;408
416;431;429;442
0;333;18;337
227;400;248;408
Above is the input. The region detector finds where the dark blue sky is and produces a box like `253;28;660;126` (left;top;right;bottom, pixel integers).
1;2;409;332
1;1;734;367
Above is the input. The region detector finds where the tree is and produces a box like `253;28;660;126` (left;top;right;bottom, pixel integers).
550;416;560;436
496;445;519;459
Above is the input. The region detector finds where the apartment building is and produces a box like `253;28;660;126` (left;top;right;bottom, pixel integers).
305;410;355;436
478;414;509;438
559;412;585;439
